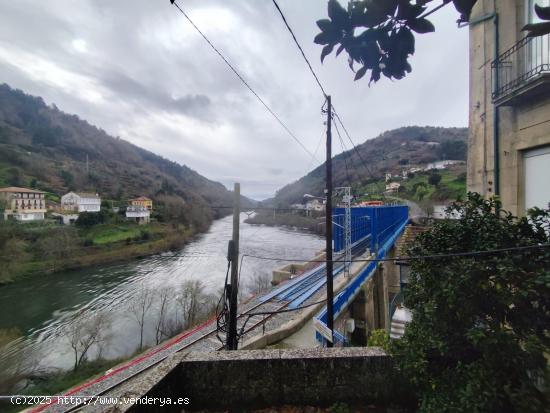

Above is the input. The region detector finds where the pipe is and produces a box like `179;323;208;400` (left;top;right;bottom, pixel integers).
493;8;500;196
464;3;500;196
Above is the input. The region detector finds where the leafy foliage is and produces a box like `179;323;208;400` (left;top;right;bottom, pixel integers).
315;0;478;83
393;194;550;412
274;126;467;205
0;84;255;231
367;329;391;352
75;211;109;227
427;171;441;186
523;4;550;37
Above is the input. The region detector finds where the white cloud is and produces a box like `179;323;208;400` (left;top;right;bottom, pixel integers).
0;0;469;200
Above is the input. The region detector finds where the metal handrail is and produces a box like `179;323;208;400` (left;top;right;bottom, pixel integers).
492;33;550;101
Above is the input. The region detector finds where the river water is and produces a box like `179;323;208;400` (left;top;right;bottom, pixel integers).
0;215;323;372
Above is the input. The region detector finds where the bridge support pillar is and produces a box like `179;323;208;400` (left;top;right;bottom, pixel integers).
374;264;390;331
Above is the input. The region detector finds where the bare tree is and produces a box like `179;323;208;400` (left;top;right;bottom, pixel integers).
65;312;111;371
0;328;40;395
154;288;174;345
129;286;154;351
247;271;272;295
176;280;206;330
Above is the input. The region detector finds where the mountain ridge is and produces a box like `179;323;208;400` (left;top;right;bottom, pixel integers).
272;125;468;205
0;84;253;229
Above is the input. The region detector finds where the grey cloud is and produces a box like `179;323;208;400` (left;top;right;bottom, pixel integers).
0;0;468;200
100;70;211;117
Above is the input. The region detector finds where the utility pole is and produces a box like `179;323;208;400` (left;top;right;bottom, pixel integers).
325;96;334;347
227;182;240;350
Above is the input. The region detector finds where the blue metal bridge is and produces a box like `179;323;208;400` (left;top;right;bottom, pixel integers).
255;205;409;344
316;205;409;345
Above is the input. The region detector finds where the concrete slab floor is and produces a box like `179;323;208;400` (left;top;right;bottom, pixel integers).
271;318;319;349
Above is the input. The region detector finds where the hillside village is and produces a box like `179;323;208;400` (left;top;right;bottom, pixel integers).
1;187;153;225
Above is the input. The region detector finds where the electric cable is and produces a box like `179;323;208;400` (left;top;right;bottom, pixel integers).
333;118;354;188
169;0;319;163
240;243;550;263
270;0;328;98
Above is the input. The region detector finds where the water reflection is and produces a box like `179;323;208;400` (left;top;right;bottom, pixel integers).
0;215;323;371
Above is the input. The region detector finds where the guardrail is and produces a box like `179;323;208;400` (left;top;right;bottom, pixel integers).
491;33;550;101
315;206;409;345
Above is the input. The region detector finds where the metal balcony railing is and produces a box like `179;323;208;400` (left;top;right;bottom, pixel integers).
492;33;550;102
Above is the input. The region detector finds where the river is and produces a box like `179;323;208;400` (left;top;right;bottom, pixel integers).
0;214;323;372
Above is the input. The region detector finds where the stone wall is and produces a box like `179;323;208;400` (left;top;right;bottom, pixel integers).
126;348;414;412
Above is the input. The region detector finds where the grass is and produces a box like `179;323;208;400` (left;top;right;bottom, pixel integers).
358;168;466;204
81;223;164;245
0;221;192;285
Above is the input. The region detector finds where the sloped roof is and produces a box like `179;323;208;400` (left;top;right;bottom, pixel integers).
0;187;45;194
395;225;430;260
129;196;152;201
64;191;100;198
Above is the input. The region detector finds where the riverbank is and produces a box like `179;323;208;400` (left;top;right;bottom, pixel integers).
0;221;194;285
244;212;324;235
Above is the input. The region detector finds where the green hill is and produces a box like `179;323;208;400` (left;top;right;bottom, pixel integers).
273;125;468;205
0;84;253;230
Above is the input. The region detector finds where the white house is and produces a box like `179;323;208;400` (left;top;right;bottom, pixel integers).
61;192;101;213
126;205;150;224
385;182;401;192
0;187;47;221
305;199;325;212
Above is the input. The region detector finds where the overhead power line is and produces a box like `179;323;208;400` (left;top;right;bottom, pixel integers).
333;119;353;188
270;0;328;98
169;0;319;163
241;243;550;263
269;1;385;198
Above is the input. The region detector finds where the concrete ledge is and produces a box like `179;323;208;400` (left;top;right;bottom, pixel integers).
126;348;413;412
243;254;373;349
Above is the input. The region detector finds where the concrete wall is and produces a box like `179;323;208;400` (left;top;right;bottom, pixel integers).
125;348;414;412
468;0;550;215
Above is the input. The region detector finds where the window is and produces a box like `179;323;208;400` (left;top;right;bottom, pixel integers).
523;145;550;210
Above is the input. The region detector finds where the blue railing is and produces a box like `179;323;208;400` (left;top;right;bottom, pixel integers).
333;207;372;253
315;206;409;346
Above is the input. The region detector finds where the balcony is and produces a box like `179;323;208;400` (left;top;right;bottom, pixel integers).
492;34;550;106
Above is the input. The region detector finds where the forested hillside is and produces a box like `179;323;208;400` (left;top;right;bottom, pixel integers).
0;84;253;230
273;126;467;205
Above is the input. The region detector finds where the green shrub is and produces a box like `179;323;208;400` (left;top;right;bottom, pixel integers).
392;193;550;412
367;329;390;352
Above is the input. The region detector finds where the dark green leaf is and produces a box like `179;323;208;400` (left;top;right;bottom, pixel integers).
316;19;333;32
314;30;339;45
452;0;477;21
328;0;350;29
522;21;550;37
321;43;335;62
408;17;435;34
354;65;368;80
535;4;550;21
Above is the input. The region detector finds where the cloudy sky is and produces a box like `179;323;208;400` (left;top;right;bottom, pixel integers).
0;0;469;200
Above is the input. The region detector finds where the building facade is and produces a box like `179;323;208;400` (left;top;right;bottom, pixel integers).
128;196;153;211
61;192;101;213
0;187;47;221
126;205;150;224
468;0;550;215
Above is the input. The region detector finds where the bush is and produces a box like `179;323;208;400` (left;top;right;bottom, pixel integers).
392;193;550;412
367;329;390;352
75;211;108;227
428;172;442;186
